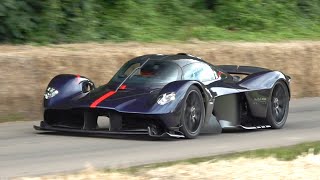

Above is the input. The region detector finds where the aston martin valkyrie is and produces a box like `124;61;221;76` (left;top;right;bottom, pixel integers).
34;53;291;139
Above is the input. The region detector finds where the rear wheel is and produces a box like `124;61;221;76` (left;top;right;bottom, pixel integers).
266;81;289;129
180;86;205;139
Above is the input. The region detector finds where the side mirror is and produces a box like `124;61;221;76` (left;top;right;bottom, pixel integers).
82;81;95;93
233;75;241;82
220;72;227;79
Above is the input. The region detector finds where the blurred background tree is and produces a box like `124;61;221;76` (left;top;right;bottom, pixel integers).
0;0;319;43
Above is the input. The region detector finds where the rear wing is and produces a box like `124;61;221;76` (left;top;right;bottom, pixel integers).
216;65;271;75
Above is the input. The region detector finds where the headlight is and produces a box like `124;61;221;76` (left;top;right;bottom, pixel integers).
157;92;176;105
44;87;59;99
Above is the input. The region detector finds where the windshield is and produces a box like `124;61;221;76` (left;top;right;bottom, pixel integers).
110;60;181;85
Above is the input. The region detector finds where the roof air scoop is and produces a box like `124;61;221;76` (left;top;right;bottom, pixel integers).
176;53;188;55
176;53;202;59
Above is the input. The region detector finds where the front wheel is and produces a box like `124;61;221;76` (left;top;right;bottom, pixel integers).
266;81;289;129
180;85;205;139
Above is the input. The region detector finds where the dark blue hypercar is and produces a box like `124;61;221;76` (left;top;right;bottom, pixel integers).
34;53;291;139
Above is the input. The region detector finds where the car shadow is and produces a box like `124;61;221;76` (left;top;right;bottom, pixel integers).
223;128;270;133
35;128;270;141
36;131;179;141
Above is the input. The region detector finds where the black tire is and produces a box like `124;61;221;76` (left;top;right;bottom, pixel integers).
266;81;289;129
180;85;205;139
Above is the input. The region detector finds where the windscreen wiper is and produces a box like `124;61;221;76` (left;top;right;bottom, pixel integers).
115;58;150;92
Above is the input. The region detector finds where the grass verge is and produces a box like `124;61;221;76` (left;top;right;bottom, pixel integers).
18;141;320;179
114;141;320;174
0;113;26;123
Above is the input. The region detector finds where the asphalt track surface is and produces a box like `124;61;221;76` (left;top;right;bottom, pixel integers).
0;97;319;178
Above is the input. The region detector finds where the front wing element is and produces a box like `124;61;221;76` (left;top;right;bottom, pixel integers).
34;121;184;138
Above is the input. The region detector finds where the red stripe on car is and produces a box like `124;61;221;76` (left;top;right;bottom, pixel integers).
76;74;81;83
119;84;127;90
90;91;116;108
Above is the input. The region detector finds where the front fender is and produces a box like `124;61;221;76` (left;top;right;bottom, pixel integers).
148;80;208;114
155;80;217;131
44;74;95;109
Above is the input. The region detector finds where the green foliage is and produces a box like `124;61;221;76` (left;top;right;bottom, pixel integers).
214;0;295;31
0;0;38;42
0;0;319;43
297;0;320;20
